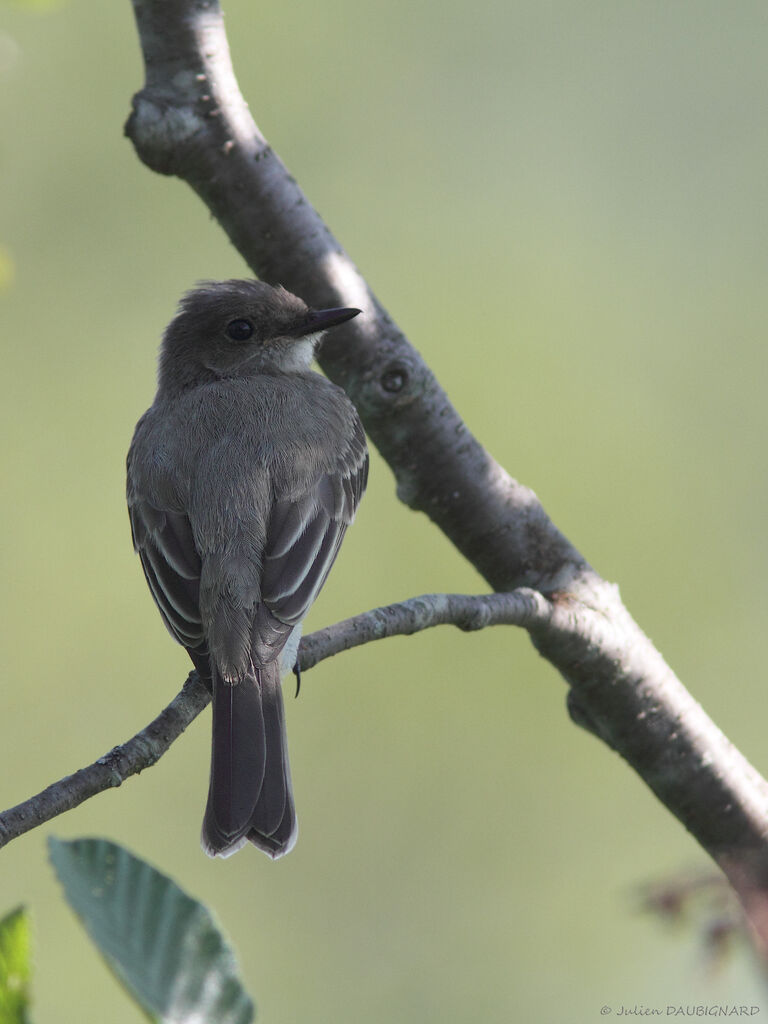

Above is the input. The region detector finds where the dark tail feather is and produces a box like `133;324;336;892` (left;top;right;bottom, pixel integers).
201;663;297;859
247;664;297;857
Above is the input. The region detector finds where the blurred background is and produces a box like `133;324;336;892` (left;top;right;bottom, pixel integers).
2;0;768;1020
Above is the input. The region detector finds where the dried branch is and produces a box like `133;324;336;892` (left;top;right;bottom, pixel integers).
121;0;768;903
0;592;539;849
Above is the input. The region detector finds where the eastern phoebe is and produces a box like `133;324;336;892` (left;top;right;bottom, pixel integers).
127;280;368;858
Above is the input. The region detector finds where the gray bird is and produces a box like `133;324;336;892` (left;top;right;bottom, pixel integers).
127;280;368;858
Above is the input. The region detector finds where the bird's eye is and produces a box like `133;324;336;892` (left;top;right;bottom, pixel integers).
225;319;254;342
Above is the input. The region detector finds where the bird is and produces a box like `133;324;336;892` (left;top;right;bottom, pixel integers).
126;279;368;858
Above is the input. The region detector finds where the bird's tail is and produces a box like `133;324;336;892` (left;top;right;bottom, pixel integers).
201;661;297;859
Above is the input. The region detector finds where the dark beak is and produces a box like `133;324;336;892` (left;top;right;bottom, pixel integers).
287;306;362;338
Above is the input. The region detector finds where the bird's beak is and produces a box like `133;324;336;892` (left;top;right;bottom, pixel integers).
286;306;362;338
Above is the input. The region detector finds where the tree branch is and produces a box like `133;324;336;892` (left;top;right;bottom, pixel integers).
122;0;768;903
0;672;209;851
0;592;540;849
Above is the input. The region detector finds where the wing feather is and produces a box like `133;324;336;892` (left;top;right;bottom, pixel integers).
129;417;368;673
129;501;205;652
259;440;368;635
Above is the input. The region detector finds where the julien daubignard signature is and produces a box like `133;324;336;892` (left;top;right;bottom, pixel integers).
609;1007;760;1018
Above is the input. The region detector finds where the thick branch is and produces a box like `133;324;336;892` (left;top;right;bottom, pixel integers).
0;593;539;849
123;0;768;899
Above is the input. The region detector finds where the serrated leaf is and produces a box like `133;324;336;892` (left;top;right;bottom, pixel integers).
49;838;254;1024
0;906;32;1024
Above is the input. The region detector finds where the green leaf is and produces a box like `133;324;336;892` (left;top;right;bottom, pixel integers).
48;838;254;1024
0;906;32;1024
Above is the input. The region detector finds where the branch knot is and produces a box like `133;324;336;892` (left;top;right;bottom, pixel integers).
125;92;207;176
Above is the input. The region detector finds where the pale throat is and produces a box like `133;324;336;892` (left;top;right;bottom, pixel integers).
276;336;319;372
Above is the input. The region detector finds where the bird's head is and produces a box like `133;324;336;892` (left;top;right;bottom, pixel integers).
158;279;360;396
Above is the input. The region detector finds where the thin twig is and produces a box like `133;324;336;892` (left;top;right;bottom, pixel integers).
0;673;209;850
0;592;538;849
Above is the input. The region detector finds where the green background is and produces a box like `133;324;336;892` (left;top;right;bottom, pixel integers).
2;0;767;1020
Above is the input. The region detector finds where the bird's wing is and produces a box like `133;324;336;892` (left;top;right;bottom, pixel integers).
128;499;207;660
129;415;367;668
257;417;368;641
